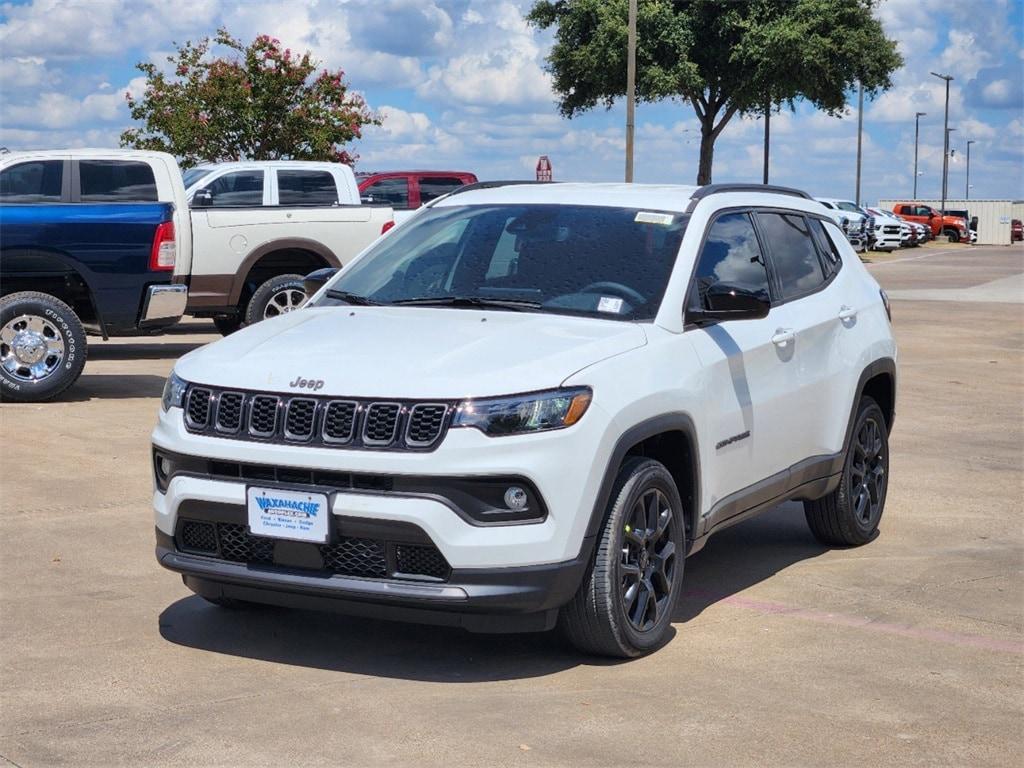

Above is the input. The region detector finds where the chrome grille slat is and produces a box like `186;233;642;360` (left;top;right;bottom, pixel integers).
183;387;450;451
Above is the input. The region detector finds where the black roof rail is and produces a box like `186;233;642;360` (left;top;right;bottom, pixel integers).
685;183;813;212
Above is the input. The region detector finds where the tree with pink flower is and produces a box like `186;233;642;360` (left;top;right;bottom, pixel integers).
120;28;379;167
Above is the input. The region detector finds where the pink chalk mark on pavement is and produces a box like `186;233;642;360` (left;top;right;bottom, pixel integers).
682;590;1024;655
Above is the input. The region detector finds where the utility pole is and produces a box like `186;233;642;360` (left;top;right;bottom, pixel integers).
965;139;975;199
930;71;953;217
762;101;770;184
854;82;864;206
913;112;926;198
624;0;637;183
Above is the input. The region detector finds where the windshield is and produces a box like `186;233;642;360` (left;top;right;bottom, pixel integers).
315;204;689;321
835;201;863;213
182;167;211;189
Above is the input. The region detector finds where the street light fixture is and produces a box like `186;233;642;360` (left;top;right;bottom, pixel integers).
930;71;954;217
965;140;975;199
913;112;926;198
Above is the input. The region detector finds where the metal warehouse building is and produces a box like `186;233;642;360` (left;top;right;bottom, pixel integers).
877;199;1021;246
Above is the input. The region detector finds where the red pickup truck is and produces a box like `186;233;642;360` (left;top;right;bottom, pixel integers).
356;171;478;212
892;203;970;243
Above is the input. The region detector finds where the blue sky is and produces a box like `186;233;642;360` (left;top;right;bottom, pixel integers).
1;0;1021;204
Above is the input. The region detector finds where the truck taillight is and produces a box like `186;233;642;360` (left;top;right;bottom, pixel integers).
149;221;176;271
381;220;395;235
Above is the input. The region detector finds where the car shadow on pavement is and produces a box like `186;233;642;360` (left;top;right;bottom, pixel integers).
87;341;208;360
674;501;829;622
63;373;169;400
158;502;826;681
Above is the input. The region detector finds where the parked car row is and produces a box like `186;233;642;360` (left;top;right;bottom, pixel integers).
0;149;479;401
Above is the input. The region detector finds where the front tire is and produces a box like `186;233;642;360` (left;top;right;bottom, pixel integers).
945;229;961;243
0;291;87;402
244;274;307;326
560;458;685;658
212;314;243;336
804;397;889;546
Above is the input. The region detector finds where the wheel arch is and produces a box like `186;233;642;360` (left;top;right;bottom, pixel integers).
584;414;701;552
844;358;896;451
1;249;103;334
230;239;341;306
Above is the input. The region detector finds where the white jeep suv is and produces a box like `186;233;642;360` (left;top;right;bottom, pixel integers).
153;182;896;658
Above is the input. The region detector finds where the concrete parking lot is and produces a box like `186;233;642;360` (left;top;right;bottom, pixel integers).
1;245;1021;767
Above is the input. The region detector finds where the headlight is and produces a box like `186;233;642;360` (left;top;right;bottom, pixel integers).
161;371;189;411
451;387;592;436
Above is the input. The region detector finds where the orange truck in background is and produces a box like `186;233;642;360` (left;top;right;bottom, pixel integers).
892;203;970;243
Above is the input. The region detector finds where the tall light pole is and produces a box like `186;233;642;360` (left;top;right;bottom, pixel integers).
855;82;864;205
965;139;975;199
913;111;926;198
763;100;770;184
624;0;637;182
930;71;953;217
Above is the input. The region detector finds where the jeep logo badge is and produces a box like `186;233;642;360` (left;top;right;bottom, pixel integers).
288;376;324;391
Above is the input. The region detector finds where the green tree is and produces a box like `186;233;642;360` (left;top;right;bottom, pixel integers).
527;0;902;184
120;28;379;167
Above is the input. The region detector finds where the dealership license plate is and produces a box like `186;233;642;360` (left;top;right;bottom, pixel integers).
247;487;329;544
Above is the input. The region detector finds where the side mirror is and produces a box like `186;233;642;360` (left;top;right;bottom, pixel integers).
303;267;340;298
689;282;770;324
191;189;213;208
927;211;936;219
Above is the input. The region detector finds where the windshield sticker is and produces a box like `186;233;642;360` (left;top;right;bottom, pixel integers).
598;296;624;314
635;211;675;226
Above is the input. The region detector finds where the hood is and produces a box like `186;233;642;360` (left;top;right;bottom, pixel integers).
176;306;648;398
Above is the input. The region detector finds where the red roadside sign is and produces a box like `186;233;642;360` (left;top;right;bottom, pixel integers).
536;155;552;182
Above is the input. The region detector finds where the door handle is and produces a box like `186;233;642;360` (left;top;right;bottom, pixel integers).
838;305;858;321
771;328;795;347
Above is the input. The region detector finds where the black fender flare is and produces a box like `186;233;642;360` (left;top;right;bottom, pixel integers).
843;357;897;454
581;413;701;556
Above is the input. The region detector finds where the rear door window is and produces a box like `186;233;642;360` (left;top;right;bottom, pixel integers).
756;212;826;301
201;170;264;207
419;176;467;204
277;170;338;205
362;178;410;209
79;160;157;202
0;161;63;202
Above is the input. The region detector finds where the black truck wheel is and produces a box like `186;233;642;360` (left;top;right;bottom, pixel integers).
0;291;88;402
560;458;685;658
244;274;307;325
212;314;244;336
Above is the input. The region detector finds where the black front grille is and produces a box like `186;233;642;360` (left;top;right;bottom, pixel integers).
323;401;357;443
186;388;212;427
183;386;453;451
174;517;449;581
407;404;448;445
180;520;217;553
395;544;451;580
218;523;275;564
249;395;279;436
285;398;316;440
363;403;400;444
320;537;386;578
216;392;243;432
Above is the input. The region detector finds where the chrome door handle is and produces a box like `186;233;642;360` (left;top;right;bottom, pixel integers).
838;305;858;321
771;328;795;346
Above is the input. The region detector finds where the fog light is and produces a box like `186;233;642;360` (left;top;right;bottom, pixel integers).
504;486;528;511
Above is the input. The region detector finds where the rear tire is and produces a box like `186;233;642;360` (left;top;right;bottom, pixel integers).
804;397;889;546
212;314;243;336
560;458;685;658
244;274;307;326
0;291;87;402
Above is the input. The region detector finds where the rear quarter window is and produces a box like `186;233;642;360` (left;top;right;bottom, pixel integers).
277;170;338;205
79;160;157;202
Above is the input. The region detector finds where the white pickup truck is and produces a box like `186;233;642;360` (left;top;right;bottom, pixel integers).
181;161;395;334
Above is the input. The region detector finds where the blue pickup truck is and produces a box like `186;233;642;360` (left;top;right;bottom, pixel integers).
0;150;191;401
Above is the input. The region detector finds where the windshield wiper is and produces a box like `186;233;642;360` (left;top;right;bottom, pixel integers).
324;289;381;306
389;296;542;312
